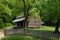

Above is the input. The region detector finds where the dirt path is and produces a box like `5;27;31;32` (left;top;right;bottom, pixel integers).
0;30;4;40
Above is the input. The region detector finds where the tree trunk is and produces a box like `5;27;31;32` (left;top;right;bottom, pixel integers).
54;19;60;33
23;0;28;28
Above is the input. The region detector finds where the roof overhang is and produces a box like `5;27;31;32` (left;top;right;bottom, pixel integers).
13;17;25;23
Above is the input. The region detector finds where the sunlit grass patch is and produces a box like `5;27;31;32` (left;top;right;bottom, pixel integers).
28;26;55;32
2;35;40;40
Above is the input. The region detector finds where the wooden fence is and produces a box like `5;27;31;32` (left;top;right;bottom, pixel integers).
4;28;60;40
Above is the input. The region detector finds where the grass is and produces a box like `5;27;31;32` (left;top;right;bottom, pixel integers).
28;26;60;32
2;35;40;40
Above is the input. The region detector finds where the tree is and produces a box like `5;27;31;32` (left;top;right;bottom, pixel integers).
0;0;12;28
22;0;36;27
40;0;60;33
0;0;24;28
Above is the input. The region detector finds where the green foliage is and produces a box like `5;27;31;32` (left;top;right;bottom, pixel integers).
23;0;41;18
40;0;60;25
30;8;40;18
2;35;40;40
0;0;24;28
0;0;12;28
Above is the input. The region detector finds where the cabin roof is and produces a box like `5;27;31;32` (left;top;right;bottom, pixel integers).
13;17;25;23
17;15;24;19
